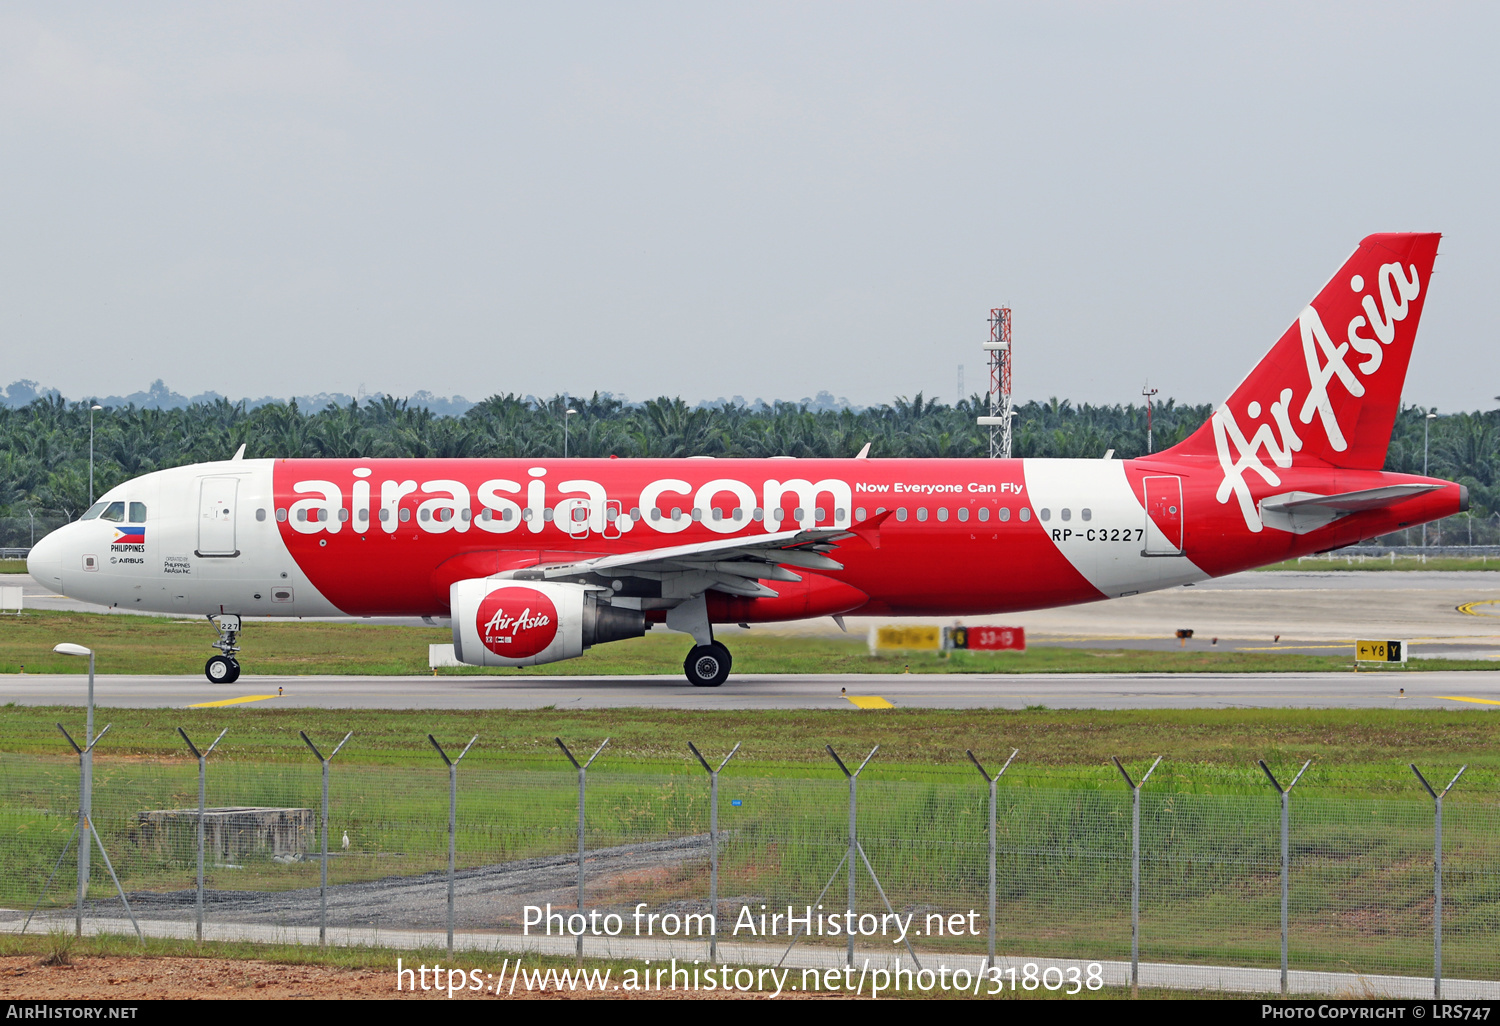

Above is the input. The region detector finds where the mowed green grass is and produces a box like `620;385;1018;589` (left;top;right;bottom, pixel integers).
4;704;1497;791
4;706;1497;979
3;609;1496;676
0;560;25;574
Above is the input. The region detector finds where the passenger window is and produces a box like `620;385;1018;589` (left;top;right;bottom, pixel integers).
957;508;969;522
978;507;990;522
1081;508;1092;521
1020;508;1032;522
276;508;288;522
916;508;928;522
856;507;867;521
1060;508;1071;522
896;508;908;522
256;508;266;522
399;508;411;522
937;508;949;522
1039;508;1051;522
81;502;108;521
998;507;1011;522
100;502;125;522
129;502;147;523
815;507;825;522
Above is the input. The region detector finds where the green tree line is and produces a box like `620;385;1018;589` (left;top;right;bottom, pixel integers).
1;393;1493;545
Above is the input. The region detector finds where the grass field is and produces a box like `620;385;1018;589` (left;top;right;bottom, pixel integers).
3;609;1496;676
0;559;25;573
3;706;1496;981
4;708;1496;979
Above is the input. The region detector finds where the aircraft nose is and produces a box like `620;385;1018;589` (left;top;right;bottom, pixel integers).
26;527;67;594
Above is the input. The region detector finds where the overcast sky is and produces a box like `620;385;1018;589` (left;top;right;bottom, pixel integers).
2;2;1495;410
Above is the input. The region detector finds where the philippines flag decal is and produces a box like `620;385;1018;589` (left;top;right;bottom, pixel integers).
114;526;145;543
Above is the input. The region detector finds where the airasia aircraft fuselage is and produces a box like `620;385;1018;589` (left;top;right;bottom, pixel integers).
31;454;1461;622
25;231;1465;685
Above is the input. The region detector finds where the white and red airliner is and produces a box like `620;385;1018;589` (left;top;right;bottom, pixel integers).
28;233;1464;686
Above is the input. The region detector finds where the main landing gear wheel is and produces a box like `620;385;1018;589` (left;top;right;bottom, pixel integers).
684;642;732;688
205;655;240;684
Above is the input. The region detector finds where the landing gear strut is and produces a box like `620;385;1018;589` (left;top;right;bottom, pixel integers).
206;613;242;684
684;642;732;688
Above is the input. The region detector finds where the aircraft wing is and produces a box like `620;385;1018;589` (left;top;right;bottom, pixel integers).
499;513;889;598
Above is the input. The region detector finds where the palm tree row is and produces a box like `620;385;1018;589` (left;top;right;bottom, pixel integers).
1;393;1495;545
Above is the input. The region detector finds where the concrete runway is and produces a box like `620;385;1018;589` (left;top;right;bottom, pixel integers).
3;670;1498;710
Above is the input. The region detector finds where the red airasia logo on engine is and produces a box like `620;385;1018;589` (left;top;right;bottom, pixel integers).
475;587;558;657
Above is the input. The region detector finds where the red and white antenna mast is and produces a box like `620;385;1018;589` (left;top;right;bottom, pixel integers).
977;307;1013;457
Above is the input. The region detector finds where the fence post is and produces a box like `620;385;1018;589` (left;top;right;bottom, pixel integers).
688;741;741;963
1258;758;1311;996
1411;763;1467;1000
429;734;478;959
1112;755;1161;997
827;744;878;967
556;737;609;961
55;723;140;941
300;730;352;946
966;748;1018;972
178;727;228;943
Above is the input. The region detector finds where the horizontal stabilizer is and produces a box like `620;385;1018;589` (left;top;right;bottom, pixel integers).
1260;483;1441;514
1258;483;1441;535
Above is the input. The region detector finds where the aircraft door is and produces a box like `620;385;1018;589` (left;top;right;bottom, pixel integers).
602;500;623;540
196;477;240;557
1142;475;1184;556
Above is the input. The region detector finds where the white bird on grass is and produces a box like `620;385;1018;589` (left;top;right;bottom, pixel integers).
341;830;350;851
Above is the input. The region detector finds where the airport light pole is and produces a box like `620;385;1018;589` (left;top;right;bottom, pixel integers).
564;408;577;458
88;404;103;506
1142;385;1159;454
1423;411;1437;547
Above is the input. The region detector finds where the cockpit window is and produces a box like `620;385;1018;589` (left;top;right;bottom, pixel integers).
99;502;126;523
129;502;147;523
81;502;108;521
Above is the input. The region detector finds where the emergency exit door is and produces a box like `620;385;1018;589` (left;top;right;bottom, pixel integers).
1142;475;1184;556
197;477;240;557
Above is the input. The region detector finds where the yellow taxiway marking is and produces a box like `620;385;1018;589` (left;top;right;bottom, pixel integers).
1439;696;1500;707
846;695;894;710
188;695;280;709
1457;600;1500;617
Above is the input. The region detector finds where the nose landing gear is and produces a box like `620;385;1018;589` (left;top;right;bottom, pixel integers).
683;642;732;687
206;613;242;684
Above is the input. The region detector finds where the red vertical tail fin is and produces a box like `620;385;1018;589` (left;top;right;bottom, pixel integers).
1167;232;1441;470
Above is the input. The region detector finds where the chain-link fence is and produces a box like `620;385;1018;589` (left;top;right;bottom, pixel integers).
2;730;1496;997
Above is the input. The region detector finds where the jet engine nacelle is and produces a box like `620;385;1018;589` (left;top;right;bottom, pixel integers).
450;579;646;667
